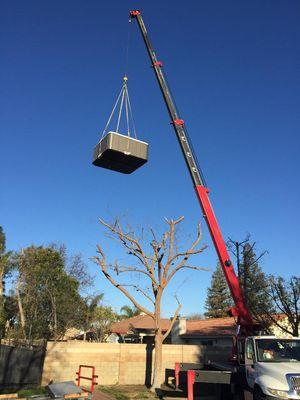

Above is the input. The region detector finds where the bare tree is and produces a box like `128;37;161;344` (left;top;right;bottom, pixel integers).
227;237;272;321
94;216;208;391
261;276;299;337
187;313;205;320
227;236;268;285
227;236;250;279
50;243;94;290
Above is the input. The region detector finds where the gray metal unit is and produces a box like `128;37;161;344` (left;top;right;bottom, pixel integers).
194;370;232;384
47;381;82;398
178;363;203;371
92;131;148;174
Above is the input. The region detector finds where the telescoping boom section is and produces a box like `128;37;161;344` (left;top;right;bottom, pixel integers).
129;10;254;335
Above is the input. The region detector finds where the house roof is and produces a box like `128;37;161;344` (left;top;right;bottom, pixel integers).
110;314;171;334
184;317;237;337
62;327;82;340
182;314;289;338
110;315;240;337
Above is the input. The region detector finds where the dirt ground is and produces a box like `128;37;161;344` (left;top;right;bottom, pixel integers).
93;390;115;400
93;385;184;400
93;385;189;400
92;385;253;400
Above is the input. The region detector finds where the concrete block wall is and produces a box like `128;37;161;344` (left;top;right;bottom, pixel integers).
42;342;230;386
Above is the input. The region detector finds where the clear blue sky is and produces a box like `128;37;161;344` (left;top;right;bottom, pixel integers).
1;0;299;316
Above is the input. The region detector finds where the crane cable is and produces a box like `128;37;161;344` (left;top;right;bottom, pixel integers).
101;76;137;140
101;21;137;140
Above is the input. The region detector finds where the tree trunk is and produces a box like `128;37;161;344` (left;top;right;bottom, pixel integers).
83;316;88;341
16;278;26;339
52;296;58;340
150;331;163;392
293;321;299;337
49;291;58;340
0;267;4;297
0;267;4;336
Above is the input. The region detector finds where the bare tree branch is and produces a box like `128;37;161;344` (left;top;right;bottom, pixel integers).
163;302;182;342
167;264;209;285
259;276;300;337
121;284;155;305
105;263;158;287
99;218;151;271
165;222;204;280
94;246;153;318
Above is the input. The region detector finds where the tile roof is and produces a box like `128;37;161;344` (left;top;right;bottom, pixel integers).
110;314;171;334
110;315;237;337
184;317;237;336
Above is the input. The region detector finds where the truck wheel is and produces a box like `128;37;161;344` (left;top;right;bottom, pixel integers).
253;386;265;400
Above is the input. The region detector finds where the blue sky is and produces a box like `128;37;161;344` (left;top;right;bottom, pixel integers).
1;0;299;316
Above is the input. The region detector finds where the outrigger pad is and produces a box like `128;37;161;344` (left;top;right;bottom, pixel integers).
92;131;148;174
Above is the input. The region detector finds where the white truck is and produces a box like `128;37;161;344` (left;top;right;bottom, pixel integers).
244;336;300;400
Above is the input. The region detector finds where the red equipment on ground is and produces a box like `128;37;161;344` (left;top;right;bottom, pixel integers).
76;365;98;393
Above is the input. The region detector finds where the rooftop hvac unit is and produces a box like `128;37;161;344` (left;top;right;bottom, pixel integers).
92;131;148;174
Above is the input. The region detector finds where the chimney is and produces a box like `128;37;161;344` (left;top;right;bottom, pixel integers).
178;316;187;335
171;316;187;344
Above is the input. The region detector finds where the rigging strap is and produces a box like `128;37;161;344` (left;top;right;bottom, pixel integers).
101;76;137;140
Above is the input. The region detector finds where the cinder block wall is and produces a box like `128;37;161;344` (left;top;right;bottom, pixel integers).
42;342;230;386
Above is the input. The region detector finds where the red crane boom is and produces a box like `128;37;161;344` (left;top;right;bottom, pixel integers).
129;10;254;336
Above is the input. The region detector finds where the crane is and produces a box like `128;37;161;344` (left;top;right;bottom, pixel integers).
129;10;254;337
128;13;300;400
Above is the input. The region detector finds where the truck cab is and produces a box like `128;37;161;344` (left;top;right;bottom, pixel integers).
242;336;300;400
